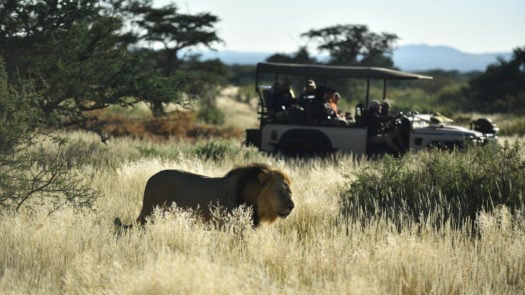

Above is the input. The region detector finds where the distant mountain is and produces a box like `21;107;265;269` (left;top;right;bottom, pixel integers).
197;45;512;72
393;44;511;72
198;50;271;65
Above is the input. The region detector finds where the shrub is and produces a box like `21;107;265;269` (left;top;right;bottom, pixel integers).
193;140;244;161
0;57;98;212
197;104;225;125
340;142;525;229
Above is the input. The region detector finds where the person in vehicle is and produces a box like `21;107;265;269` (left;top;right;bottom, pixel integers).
380;99;407;151
298;80;326;122
364;100;402;154
298;80;317;104
281;78;296;101
324;90;349;124
380;100;393;118
267;81;294;111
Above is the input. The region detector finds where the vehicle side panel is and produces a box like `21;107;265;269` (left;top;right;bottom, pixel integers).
261;124;367;154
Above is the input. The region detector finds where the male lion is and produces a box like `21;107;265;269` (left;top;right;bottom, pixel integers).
115;163;294;228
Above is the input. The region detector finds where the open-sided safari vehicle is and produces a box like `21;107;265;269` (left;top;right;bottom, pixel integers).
245;62;498;156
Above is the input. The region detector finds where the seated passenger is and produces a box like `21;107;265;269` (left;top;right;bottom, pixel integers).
281;78;296;101
364;100;402;154
298;80;325;122
380;100;393;120
267;81;294;110
298;80;317;105
324;91;349;125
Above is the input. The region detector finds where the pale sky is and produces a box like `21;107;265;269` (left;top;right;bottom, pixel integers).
155;0;524;54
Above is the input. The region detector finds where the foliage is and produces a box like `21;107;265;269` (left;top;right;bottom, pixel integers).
465;47;525;114
0;58;98;212
266;46;318;64
0;0;147;137
130;1;223;73
1;137;98;212
124;1;223;116
0;0;225;126
183;57;229;124
197;104;225;125
302;24;398;67
340;142;525;229
192;140;244;161
0;59;44;154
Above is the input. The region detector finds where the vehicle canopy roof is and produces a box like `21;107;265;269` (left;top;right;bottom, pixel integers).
255;62;433;107
256;62;433;80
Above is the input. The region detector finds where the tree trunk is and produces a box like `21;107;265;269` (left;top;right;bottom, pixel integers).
150;101;165;117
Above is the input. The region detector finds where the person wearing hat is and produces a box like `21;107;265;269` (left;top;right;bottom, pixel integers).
298;79;324;122
299;80;317;102
364;100;402;154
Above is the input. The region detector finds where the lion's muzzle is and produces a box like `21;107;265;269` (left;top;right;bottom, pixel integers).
278;200;295;218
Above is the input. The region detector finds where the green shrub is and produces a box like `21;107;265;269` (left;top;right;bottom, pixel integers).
0;58;98;212
340;142;525;229
193;141;244;161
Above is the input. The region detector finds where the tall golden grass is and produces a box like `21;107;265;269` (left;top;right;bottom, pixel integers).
1;131;524;294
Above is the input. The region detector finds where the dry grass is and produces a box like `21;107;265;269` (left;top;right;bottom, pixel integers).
1;90;524;294
1;133;524;294
84;97;246;142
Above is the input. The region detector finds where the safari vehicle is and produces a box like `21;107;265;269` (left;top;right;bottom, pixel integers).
245;62;498;156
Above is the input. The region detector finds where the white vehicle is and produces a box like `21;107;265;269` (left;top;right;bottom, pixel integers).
245;62;498;156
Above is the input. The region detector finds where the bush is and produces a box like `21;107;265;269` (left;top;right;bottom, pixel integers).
192;141;243;161
197;104;225;125
0;57;98;212
340;142;525;229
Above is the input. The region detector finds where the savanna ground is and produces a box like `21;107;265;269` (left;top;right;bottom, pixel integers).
1;88;524;294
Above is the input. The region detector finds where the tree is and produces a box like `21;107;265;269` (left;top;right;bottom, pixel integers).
126;1;223;115
266;46;318;64
183;56;229;124
0;57;97;212
132;3;222;73
1;0;225;128
301;24;398;67
466;47;525;113
0;0;143;136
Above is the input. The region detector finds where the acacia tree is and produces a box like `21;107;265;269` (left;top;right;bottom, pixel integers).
301;24;398;67
266;46;318;64
133;3;222;73
127;2;223;115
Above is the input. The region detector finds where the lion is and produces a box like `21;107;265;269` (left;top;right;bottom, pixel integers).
114;163;294;228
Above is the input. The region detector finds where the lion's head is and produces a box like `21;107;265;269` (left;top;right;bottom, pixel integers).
230;163;294;227
252;166;294;225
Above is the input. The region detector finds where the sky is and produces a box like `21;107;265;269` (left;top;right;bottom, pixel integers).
155;0;524;54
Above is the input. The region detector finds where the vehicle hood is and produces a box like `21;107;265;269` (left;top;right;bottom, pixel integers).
414;124;484;138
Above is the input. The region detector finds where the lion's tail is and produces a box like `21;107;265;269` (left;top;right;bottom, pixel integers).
114;217;133;229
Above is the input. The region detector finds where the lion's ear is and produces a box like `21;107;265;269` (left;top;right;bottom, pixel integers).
258;172;269;186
